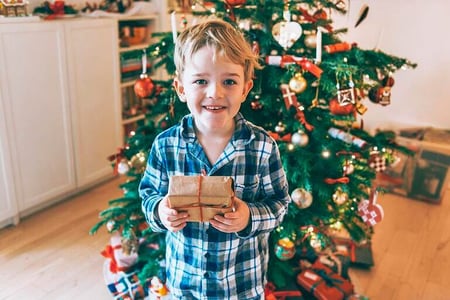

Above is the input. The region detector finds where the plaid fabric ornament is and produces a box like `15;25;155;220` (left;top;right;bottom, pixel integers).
358;188;384;226
369;151;386;172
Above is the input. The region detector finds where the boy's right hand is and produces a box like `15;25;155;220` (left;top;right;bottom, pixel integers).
157;197;188;232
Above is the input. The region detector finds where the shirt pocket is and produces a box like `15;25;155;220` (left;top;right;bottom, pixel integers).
234;176;260;202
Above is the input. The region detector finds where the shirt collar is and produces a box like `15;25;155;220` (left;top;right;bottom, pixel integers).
180;112;254;147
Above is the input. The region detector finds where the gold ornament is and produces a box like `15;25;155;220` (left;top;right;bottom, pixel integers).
275;237;296;261
289;73;307;93
332;188;349;205
121;231;139;255
343;160;354;175
130;152;147;173
304;34;317;48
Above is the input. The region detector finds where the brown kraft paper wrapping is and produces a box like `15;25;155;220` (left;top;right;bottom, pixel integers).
167;175;235;222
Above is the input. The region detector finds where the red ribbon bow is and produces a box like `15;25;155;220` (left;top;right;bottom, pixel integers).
101;244;128;273
324;177;350;184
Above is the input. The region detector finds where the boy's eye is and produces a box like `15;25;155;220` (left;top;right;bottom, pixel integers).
224;79;237;85
194;79;207;85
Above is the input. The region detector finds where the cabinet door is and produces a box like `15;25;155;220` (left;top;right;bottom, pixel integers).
0;22;76;213
64;19;122;188
0;100;18;225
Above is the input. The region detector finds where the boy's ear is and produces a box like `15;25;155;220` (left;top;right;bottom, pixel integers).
173;77;187;102
241;80;254;102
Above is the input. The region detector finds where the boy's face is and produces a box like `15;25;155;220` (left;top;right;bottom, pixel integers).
173;46;253;135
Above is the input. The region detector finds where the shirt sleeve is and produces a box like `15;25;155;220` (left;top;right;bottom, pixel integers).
237;138;291;239
139;139;169;232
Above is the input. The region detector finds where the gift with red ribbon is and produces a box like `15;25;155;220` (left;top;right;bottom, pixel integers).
167;175;235;222
332;237;374;268
101;233;139;274
297;265;354;300
103;261;148;300
315;253;350;279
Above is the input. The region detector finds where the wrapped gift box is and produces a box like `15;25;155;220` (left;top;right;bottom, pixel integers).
264;282;304;300
389;130;450;204
316;254;350;279
103;261;148;300
332;237;374;268
101;233;139;273
168;175;235;222
297;266;354;300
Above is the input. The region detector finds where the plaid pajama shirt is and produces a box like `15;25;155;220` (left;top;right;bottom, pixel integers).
140;113;291;299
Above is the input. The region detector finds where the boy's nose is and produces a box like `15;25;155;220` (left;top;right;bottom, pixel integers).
207;82;224;99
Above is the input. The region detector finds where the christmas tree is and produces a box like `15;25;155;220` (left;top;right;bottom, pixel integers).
91;0;416;297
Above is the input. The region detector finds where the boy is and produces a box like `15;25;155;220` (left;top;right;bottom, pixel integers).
139;19;291;299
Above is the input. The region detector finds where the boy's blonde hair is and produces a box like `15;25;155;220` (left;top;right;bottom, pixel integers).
174;19;261;82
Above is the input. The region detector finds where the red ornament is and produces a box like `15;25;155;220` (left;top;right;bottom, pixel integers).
225;0;246;6
329;98;355;115
368;86;391;106
382;76;395;87
134;74;155;98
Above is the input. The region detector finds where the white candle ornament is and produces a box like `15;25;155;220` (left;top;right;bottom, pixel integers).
316;28;322;63
171;11;177;43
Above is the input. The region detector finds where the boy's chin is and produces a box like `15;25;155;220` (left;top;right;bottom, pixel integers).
197;117;234;131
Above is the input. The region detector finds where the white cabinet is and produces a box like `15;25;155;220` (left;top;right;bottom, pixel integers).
0;21;76;217
64;19;122;188
0;100;19;225
0;18;121;226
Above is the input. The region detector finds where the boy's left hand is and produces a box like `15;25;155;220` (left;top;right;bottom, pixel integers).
210;197;250;233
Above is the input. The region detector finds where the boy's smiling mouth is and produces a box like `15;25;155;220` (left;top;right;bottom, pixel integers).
204;105;226;111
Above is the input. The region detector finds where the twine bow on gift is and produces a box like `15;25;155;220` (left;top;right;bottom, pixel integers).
168;174;235;222
197;175;204;221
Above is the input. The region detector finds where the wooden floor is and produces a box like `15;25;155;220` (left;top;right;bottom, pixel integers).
1;177;449;299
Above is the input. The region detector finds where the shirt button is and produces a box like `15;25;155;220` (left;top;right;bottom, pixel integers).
204;272;210;278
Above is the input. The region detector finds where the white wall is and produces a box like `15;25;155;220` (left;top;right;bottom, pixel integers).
26;0;450;131
333;0;450;132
